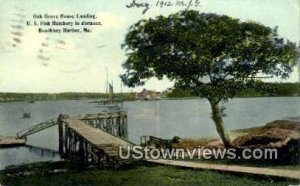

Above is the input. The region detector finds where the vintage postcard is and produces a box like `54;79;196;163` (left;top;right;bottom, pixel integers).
0;0;299;185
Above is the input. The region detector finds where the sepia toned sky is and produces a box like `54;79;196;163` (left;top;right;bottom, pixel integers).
0;0;299;93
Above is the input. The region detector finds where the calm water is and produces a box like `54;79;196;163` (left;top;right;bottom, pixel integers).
0;97;299;169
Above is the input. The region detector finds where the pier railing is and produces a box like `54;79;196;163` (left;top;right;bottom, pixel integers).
80;111;128;139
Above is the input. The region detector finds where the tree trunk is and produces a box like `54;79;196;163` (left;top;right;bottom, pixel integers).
208;99;232;147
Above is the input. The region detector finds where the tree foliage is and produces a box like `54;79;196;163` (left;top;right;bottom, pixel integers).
121;10;297;102
120;10;297;146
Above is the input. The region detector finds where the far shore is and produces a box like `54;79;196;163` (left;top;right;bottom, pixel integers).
0;94;300;103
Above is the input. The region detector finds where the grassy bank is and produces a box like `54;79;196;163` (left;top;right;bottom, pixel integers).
1;164;299;186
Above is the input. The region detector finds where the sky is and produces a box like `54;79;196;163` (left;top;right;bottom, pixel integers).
0;0;299;93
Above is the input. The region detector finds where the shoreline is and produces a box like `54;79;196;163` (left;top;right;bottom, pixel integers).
0;95;300;103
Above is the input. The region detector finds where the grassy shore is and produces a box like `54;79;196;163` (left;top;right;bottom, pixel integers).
1;164;299;186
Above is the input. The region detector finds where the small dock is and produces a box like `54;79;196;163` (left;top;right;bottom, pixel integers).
0;136;26;147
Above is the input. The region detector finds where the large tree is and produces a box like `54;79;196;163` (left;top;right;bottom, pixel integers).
120;10;297;147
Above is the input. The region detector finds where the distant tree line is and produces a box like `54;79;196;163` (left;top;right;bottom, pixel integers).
0;83;299;102
0;92;107;102
166;83;300;98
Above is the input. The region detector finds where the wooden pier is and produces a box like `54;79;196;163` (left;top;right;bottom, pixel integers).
0;110;132;167
58;111;132;166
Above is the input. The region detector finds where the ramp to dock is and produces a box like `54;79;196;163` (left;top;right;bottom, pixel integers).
17;119;58;139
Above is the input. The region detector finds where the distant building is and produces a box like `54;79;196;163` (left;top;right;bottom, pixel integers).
136;89;161;100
